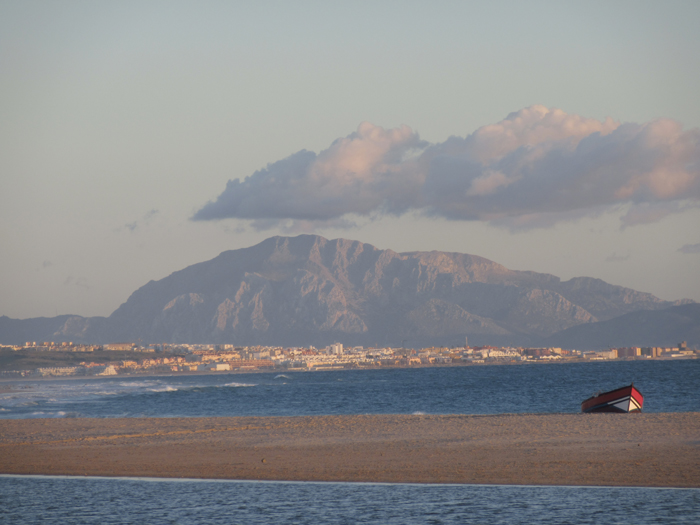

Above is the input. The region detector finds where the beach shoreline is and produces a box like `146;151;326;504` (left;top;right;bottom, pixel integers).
2;413;699;487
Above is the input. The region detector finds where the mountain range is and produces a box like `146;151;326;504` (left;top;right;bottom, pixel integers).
1;235;696;348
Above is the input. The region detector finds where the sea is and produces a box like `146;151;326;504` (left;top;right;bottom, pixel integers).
1;359;699;524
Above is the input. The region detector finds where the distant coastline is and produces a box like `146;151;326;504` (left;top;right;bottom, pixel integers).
1;343;697;381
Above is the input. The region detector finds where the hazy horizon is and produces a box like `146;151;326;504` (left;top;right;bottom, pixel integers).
2;1;699;319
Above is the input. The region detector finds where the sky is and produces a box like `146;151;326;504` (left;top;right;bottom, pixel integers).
1;1;699;320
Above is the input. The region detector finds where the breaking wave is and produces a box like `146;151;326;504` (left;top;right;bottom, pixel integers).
147;386;179;393
28;411;67;418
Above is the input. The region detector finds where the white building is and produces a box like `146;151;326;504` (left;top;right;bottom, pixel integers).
34;366;84;377
198;363;231;372
92;365;118;376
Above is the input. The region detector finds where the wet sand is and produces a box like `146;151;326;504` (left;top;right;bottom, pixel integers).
1;413;699;487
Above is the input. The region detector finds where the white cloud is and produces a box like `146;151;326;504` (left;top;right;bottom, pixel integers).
193;106;700;230
193;124;427;223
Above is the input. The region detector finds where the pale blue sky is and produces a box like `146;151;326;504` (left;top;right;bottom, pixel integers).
1;1;699;319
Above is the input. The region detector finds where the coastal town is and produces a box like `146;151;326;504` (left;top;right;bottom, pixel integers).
0;340;696;378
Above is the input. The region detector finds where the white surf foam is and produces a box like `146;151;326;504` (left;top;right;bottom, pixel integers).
147;386;178;393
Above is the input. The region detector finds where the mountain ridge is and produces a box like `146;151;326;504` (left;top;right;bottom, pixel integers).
0;235;693;348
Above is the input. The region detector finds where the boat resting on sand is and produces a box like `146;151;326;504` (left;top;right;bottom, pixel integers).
581;384;644;413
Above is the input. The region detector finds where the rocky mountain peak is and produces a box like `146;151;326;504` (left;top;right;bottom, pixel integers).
1;235;692;348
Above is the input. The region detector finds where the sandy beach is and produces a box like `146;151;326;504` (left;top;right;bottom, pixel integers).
1;413;699;487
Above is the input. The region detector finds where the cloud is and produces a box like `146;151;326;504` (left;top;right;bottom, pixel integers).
678;243;700;254
125;209;159;232
620;201;699;228
193;123;426;223
193;106;700;230
36;260;53;272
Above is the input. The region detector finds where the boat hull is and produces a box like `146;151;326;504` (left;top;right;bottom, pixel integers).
581;384;644;413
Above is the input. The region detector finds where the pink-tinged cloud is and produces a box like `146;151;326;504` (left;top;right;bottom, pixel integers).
193;106;700;229
193;124;426;222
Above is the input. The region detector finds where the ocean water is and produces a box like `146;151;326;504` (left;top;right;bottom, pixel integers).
2;360;698;523
1;359;698;419
1;476;699;525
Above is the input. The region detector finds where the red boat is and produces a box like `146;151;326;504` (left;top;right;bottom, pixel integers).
581;384;644;413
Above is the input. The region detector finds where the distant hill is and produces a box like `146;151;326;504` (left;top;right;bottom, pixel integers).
543;303;700;350
0;235;692;348
0;315;107;346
